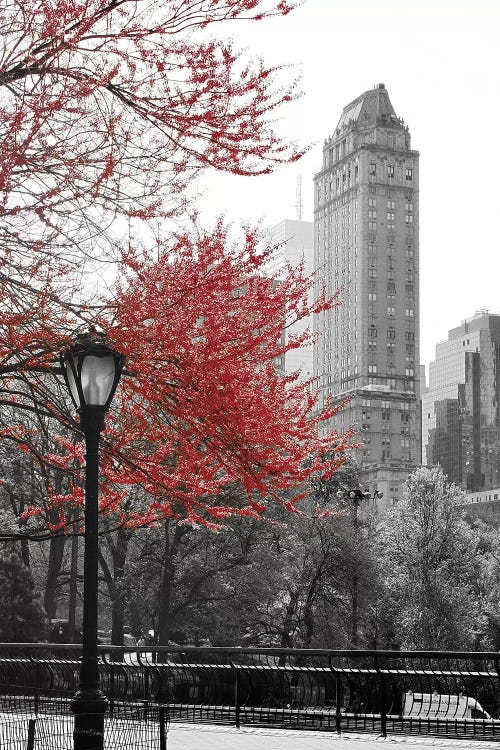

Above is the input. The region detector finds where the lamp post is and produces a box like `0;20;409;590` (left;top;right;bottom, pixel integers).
336;487;383;647
60;331;124;750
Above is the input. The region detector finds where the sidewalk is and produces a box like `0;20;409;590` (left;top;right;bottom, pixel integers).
166;724;500;750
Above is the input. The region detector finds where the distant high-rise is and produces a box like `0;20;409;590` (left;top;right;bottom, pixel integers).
422;312;500;492
266;219;314;380
313;84;420;509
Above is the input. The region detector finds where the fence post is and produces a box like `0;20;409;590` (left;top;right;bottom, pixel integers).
231;660;240;729
26;718;36;750
159;705;167;750
495;655;500;723
33;660;40;715
329;656;342;735
335;671;342;735
144;662;150;701
374;654;387;737
109;661;115;717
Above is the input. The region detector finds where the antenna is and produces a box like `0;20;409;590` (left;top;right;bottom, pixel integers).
295;174;303;220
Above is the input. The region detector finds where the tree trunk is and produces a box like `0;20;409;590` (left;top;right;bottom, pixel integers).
157;521;186;647
44;526;67;620
98;527;130;648
351;572;359;647
279;590;299;650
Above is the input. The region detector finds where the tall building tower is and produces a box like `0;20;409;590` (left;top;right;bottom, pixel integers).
422;312;500;492
313;84;420;509
266;219;314;380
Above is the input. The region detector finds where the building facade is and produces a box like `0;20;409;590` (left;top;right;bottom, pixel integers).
460;487;500;527
266;219;314;381
422;312;500;492
313;84;421;510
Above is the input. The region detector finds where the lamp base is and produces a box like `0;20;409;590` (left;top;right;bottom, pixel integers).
71;689;108;750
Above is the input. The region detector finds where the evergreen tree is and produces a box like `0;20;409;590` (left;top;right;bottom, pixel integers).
0;548;47;642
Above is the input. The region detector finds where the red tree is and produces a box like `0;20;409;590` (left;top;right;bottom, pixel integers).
0;0;354;531
24;224;353;528
0;0;304;426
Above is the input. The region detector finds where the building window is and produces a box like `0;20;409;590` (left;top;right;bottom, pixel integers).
369;327;377;338
405;308;414;317
368;293;377;301
368;364;377;374
405;214;413;224
405;167;413;181
368;198;376;207
387;329;396;339
381;437;391;459
405;367;414;377
387;306;396;316
369;162;376;176
387;200;395;209
369;221;377;230
405;202;413;212
387;212;395;221
406;332;414;340
368;210;377;218
387;165;395;178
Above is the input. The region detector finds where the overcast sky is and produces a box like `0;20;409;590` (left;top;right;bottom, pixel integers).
197;0;500;372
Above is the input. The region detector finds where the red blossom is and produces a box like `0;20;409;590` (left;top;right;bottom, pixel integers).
0;0;358;532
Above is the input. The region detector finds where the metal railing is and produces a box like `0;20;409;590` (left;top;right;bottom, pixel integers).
0;644;499;739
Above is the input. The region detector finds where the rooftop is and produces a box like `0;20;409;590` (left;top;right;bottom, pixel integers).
334;83;407;135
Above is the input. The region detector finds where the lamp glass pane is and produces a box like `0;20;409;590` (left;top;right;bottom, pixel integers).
66;357;81;408
80;355;116;406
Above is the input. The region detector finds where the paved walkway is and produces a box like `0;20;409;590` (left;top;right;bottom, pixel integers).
166;724;500;750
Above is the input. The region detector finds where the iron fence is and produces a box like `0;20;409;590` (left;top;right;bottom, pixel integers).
0;644;499;740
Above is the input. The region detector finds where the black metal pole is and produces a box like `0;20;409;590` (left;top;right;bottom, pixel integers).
68;508;79;644
71;408;107;750
351;496;359;648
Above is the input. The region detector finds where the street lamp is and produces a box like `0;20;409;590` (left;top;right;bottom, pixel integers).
336;488;383;504
60;331;125;750
335;487;383;647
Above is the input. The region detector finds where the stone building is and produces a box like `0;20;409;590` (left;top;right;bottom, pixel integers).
313;84;421;510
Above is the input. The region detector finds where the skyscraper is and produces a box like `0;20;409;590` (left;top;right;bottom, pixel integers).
313;84;420;509
422;312;500;492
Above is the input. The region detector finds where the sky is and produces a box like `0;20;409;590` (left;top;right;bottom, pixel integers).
197;0;500;373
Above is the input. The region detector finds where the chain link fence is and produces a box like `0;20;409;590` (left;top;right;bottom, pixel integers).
0;704;168;750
